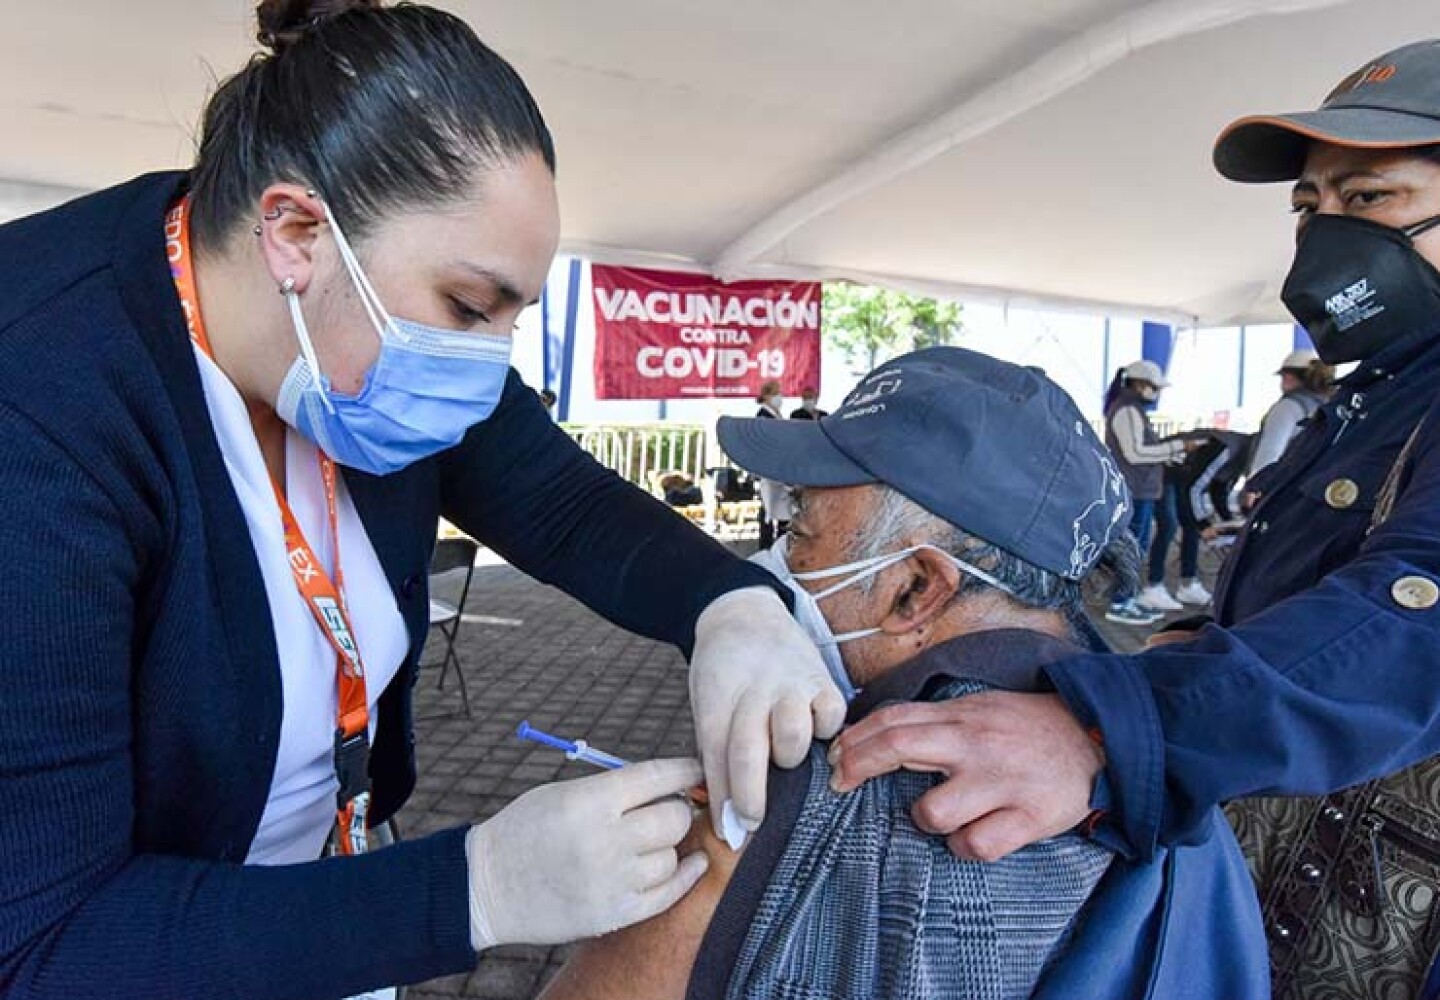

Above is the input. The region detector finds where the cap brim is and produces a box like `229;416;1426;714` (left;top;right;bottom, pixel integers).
717;416;877;487
1215;107;1440;183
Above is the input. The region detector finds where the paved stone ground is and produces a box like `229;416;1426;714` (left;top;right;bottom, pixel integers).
401;559;695;999
402;540;1219;999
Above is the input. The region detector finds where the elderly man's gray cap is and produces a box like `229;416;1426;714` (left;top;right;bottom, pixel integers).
717;347;1132;581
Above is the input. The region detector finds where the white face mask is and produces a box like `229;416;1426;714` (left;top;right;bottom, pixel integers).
748;535;1015;702
765;395;784;410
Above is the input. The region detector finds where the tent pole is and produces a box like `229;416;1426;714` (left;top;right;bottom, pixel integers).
559;259;582;423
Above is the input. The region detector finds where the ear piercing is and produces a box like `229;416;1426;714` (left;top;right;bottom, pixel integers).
279;276;296;295
256;205;282;237
256;198;311;236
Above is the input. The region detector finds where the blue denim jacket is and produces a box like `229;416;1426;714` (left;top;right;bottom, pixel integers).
1046;329;1440;858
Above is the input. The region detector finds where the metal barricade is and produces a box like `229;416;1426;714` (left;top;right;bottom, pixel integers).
562;423;758;539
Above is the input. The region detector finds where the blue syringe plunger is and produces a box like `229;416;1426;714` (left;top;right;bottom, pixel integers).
516;721;629;770
516;720;575;754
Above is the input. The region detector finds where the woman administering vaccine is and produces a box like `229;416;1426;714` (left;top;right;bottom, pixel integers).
0;3;842;997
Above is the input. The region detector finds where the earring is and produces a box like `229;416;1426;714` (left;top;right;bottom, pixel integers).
253;224;263;237
279;276;296;296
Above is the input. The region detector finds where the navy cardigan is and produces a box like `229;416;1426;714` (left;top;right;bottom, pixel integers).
0;173;780;999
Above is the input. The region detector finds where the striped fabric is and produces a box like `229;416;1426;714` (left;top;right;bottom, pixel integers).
724;679;1113;1000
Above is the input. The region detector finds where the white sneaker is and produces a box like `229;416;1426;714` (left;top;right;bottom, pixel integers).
1137;584;1184;613
1105;599;1162;626
1176;580;1213;606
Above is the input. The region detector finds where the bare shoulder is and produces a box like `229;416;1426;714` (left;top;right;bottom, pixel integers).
537;809;744;1000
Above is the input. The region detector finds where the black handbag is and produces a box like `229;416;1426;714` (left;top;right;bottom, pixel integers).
1227;418;1437;999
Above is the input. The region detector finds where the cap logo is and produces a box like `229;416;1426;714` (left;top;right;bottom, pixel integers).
840;371;904;420
1326;62;1398;103
1068;424;1130;578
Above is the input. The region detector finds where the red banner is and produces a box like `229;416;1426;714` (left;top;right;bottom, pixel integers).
592;265;821;400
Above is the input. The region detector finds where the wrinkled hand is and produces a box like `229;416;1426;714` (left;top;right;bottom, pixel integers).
1144;628;1199;650
689;588;846;839
827;691;1103;861
466;759;709;950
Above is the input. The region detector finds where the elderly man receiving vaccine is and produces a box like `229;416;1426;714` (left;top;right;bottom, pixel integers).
537;349;1268;1000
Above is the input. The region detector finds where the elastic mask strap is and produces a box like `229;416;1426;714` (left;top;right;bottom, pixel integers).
1405;214;1440;242
286;289;336;415
947;551;1016;597
790;548;904;585
798;550;914;602
320;199;403;344
829;625;881;645
793;544;1017;601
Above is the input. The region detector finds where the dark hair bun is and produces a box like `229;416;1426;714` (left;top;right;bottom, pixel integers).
256;0;382;53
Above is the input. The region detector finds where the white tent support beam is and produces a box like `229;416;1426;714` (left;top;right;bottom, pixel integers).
559;240;712;275
563;239;1198;326
0;178;91;225
710;0;1348;280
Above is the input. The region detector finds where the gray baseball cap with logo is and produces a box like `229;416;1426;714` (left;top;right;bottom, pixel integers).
717;347;1132;582
1215;39;1440;183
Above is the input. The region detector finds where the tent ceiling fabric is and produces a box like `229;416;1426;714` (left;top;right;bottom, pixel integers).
0;1;1435;324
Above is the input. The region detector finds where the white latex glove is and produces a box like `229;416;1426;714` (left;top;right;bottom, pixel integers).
689;587;846;841
466;758;708;950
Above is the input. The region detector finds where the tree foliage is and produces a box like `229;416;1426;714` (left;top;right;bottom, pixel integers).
822;283;964;373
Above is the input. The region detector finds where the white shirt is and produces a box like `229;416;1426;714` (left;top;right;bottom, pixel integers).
193;347;409;866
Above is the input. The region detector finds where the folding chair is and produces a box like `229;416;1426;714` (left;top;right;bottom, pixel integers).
427;535;478;717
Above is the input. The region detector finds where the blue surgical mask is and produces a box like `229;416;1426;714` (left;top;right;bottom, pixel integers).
275;200;513;476
749;535;1014;702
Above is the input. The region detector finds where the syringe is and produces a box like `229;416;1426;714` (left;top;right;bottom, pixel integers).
513;720;731;828
513;721;750;849
515;720;630;770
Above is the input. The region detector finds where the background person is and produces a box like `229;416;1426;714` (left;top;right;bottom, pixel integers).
753;379;793;548
1247;349;1335;478
1151;447;1214;608
659;472;704;508
1101;360;1187;623
1172;430;1254;553
789;387;827;420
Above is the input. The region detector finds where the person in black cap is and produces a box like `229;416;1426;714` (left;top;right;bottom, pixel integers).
537;347;1267;1000
829;39;1440;998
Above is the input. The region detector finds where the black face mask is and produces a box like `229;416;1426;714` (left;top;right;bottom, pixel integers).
1282;212;1440;364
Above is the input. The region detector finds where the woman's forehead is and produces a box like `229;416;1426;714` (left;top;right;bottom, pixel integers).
371;156;558;294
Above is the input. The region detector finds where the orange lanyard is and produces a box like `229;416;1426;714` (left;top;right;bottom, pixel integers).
166;196;372;855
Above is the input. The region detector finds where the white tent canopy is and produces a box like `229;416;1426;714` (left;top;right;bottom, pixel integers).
2;1;1436;325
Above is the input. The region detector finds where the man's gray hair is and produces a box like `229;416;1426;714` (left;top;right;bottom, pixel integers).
854;485;1139;637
